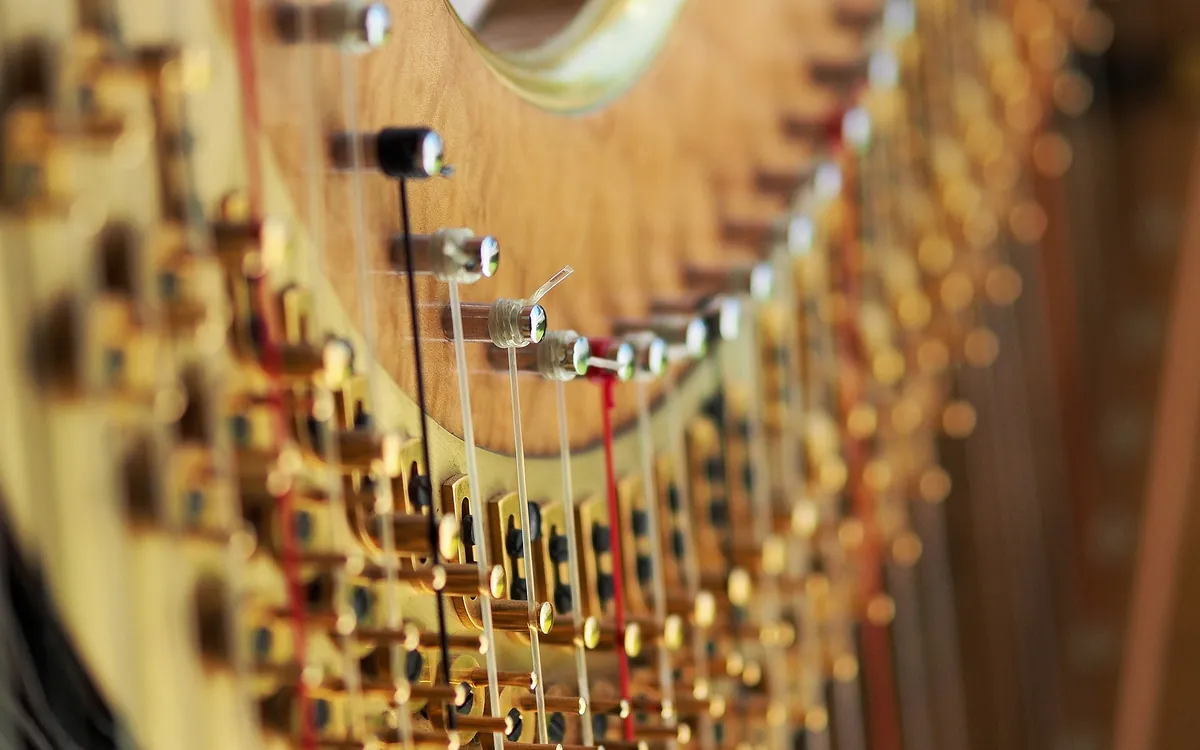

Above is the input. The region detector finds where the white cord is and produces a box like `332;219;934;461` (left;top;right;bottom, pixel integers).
554;381;594;745
448;280;504;750
507;347;549;743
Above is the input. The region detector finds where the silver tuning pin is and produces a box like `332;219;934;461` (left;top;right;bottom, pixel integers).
723;213;820;256
652;296;743;344
684;261;774;301
273;1;392;53
441;299;546;347
618;333;668;379
755;163;817;202
390;228;499;284
488;330;590;380
809;51;871;95
331;127;448;179
583;338;636;381
612;315;708;361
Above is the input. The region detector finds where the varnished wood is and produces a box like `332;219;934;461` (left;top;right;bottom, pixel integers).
253;0;857;455
0;4;1089;750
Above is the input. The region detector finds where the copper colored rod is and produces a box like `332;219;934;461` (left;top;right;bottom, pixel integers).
833;146;901;750
1114;144;1200;750
455;667;535;689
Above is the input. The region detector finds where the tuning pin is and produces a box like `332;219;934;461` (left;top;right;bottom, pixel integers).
781;106;842;144
454;667;537;690
683;261;774;301
504;743;574;750
434;712;513;734
379;729;464;750
811;159;845;201
840;106;872;150
628;695;717;719
666;591;717;629
418;630;491;655
589;696;633;718
755;163;818;201
868;49;901;90
365;561;505;598
358;676;469;706
390;228;499;283
721;217;778;250
539;613;600;648
650;296;741;344
466;598;554;634
627;614;685;652
356;623;488;655
700;568;753;609
833;0;884;32
318;428;403;474
515;694;587;715
596;741;653;750
368;513;460;559
583;337;636;381
808;52;870;95
612;316;707;361
722;215;818;256
441;299;546;347
636;724;691;743
488;330;590;380
616;333;668;379
272;1;392;52
330;127;448;179
586;620;643;657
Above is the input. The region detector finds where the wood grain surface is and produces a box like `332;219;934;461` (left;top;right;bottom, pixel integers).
252;0;860;455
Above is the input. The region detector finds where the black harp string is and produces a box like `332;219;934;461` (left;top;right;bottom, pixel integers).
397;178;456;724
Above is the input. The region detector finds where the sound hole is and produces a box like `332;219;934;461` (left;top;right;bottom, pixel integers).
442;0;685;112
448;0;590;53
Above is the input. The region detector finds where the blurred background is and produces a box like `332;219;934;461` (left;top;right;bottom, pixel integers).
941;1;1200;748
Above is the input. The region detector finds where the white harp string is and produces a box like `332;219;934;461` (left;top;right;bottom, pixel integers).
554;380;595;746
297;2;366;737
634;380;677;740
506;346;550;743
448;280;505;750
338;43;413;749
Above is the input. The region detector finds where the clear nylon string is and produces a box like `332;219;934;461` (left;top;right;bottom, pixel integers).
664;369;713;750
776;228;827;736
526;266;573;306
554;380;595;745
634;381;676;743
728;309;788;748
506;347;549;742
448;280;504;750
338;47;412;749
298;5;366;737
